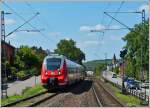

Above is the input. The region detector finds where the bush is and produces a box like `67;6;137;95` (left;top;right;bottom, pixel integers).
16;71;26;80
10;67;17;76
114;67;119;74
29;68;39;76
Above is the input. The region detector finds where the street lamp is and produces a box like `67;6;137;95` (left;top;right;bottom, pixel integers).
120;49;127;94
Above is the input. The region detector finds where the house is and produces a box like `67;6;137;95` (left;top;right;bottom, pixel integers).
1;41;15;64
107;64;113;71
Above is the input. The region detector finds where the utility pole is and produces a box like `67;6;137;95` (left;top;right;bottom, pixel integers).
141;9;146;101
1;11;8;98
104;53;107;78
141;9;145;82
1;10;40;98
120;49;127;94
105;53;107;68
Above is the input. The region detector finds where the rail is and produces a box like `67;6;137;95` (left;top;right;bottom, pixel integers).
96;80;125;107
2;90;59;107
2;90;48;107
92;86;103;107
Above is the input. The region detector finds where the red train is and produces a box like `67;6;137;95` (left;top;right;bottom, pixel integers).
41;54;85;88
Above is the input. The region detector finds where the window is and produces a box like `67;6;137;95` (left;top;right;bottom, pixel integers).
46;58;61;71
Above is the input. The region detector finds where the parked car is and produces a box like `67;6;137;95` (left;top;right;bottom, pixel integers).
126;80;141;90
141;80;149;89
123;75;128;82
112;74;117;78
125;77;134;82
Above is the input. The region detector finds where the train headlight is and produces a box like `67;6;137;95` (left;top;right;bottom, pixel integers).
45;71;48;75
58;69;61;75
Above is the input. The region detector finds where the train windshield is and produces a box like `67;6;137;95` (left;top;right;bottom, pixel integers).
46;58;61;71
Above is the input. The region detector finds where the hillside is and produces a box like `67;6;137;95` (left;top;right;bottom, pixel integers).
83;59;112;70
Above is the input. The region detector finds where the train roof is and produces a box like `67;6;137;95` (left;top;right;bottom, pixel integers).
44;54;83;67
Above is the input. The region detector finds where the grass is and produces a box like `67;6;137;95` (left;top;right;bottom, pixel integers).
115;92;141;107
1;84;46;106
106;82;146;107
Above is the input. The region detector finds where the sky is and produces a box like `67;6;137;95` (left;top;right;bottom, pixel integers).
2;0;149;61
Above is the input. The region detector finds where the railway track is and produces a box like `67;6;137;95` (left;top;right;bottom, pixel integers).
92;86;103;107
92;79;125;107
2;90;59;107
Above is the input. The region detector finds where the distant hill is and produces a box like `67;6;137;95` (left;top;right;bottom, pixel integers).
83;59;112;70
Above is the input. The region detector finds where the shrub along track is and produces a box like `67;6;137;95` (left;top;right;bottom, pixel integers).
93;78;125;107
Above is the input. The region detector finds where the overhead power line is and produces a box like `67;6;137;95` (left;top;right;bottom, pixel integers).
24;1;51;30
104;12;132;31
2;1;56;43
104;11;141;14
95;2;111;59
6;12;39;37
101;2;111;25
106;1;125;28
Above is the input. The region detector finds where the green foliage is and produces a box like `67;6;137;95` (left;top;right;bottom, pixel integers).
22;85;46;97
84;59;112;69
1;85;46;106
4;45;46;81
115;92;141;107
16;46;39;68
95;63;106;76
122;20;149;80
55;39;85;64
1;94;22;106
106;83;143;107
10;67;18;77
114;66;119;74
16;71;26;79
28;68;39;76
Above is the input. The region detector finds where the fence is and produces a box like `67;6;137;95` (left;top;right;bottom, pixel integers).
102;77;149;104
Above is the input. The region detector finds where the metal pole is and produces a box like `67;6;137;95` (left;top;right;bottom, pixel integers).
141;9;145;82
35;76;36;85
1;11;8;98
122;58;126;94
141;9;146;100
105;53;107;67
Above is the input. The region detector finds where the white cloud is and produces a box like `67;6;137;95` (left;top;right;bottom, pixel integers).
139;4;149;14
80;24;105;32
5;18;16;25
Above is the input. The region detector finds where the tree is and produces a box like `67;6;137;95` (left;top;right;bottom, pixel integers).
112;53;116;64
122;19;149;80
16;46;39;69
55;39;85;64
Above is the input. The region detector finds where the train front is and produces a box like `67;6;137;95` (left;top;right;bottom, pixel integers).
41;56;67;88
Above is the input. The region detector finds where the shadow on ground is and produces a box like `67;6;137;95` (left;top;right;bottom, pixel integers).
49;79;93;95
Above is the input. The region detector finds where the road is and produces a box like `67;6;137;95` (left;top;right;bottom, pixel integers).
102;71;149;96
7;76;41;96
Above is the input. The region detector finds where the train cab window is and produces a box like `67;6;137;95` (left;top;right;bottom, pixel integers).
46;58;61;71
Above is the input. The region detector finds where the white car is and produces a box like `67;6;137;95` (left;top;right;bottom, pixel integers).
141;81;149;89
